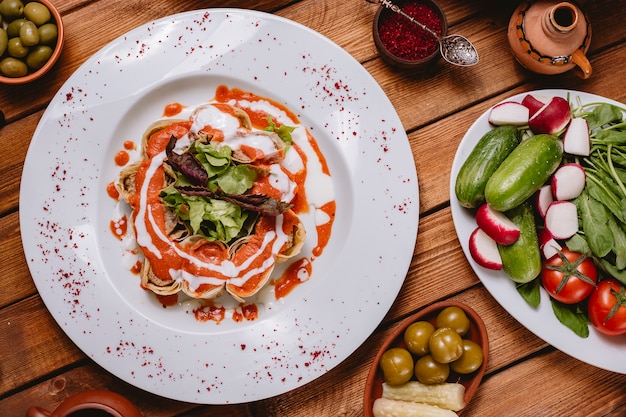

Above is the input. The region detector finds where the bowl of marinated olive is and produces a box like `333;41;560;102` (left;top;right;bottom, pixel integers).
0;0;64;84
364;301;489;416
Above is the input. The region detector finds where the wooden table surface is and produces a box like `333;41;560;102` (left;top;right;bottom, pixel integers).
2;0;626;415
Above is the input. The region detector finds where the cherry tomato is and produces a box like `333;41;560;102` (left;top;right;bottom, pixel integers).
588;279;626;336
541;248;597;304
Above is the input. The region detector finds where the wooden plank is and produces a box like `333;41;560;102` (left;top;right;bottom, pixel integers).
464;349;626;416
0;296;84;395
0;211;35;308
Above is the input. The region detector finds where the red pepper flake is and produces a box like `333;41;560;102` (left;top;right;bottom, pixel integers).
378;2;442;61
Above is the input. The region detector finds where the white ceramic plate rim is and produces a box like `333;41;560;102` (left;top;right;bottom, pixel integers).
19;9;419;403
450;89;626;374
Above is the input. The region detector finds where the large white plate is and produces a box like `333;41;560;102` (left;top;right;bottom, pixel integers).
20;9;419;403
450;89;626;374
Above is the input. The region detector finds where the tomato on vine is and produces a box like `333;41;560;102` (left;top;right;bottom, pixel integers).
588;279;626;336
541;248;597;304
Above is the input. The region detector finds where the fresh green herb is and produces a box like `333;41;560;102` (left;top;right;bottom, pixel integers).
264;115;295;150
517;279;541;308
161;140;259;242
571;101;626;285
550;299;590;338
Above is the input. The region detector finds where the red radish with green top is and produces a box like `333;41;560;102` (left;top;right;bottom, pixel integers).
468;227;503;270
538;229;562;259
536;184;554;218
528;96;572;135
475;203;520;245
545;200;578;240
563;117;591;156
488;102;530;126
521;93;549;116
551;163;586;201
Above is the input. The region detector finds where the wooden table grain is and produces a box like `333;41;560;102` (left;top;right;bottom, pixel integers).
2;0;626;416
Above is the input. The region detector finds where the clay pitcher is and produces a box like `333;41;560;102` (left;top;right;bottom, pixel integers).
25;390;143;417
508;1;592;79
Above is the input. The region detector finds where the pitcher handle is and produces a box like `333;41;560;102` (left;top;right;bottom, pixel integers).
571;48;592;79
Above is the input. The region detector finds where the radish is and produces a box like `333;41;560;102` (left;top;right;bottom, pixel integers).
563;117;591;156
535;184;554;218
528;96;571;135
545;201;578;240
475;203;520;245
521;93;549;117
538;228;562;259
468;227;503;270
488;101;530;126
551;163;586;200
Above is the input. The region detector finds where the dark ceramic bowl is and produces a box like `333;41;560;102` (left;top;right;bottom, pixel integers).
364;300;489;416
373;0;448;70
0;0;65;84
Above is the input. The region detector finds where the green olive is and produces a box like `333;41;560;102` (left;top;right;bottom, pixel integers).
450;340;484;374
428;327;464;364
6;17;26;38
0;0;25;22
38;22;57;44
414;354;450;385
0;28;7;56
26;44;52;69
379;347;414;386
0;56;28;77
19;20;39;46
403;321;434;356
436;306;471;336
23;1;50;26
7;36;28;58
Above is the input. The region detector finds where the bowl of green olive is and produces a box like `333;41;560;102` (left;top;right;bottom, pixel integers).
0;0;64;84
364;301;489;417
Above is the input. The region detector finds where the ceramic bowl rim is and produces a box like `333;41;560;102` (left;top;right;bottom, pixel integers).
372;0;449;68
0;0;65;85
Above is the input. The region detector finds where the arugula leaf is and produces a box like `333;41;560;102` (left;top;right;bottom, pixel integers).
550;299;589;338
517;279;541;308
576;188;614;257
584;103;624;130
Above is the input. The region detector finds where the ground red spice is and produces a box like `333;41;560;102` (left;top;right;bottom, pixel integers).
378;2;443;61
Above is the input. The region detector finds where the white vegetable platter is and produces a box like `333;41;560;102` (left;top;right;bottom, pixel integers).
450;89;626;374
20;9;419;403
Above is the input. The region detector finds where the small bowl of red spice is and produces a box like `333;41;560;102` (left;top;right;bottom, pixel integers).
373;0;448;70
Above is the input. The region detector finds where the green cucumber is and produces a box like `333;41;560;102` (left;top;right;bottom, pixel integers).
485;134;563;212
498;201;541;284
455;125;521;208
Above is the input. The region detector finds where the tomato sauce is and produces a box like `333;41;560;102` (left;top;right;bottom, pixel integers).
156;293;178;307
106;181;119;200
232;303;259;322
114;150;130;166
145;121;192;157
313;201;336;257
109;215;128;240
130;260;142;275
163;102;184;117
273;258;312;299
194;302;226;323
